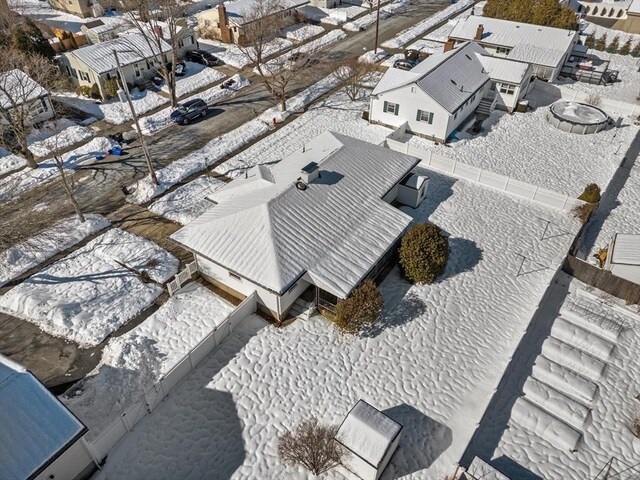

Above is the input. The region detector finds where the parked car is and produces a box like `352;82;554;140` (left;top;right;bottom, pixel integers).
393;59;417;71
166;60;187;76
170;98;208;125
186;49;222;67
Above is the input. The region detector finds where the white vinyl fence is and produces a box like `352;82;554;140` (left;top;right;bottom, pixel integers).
85;290;259;464
167;260;198;296
385;138;586;212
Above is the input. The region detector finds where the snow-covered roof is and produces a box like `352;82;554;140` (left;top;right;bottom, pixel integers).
629;0;640;14
0;69;49;110
221;0;310;25
477;55;530;84
610;233;640;266
466;457;511;480
69;32;171;74
0;355;87;480
373;42;491;113
335;400;402;468
449;16;578;67
171;132;419;299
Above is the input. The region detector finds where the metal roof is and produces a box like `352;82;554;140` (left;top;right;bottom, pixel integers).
0;69;48;110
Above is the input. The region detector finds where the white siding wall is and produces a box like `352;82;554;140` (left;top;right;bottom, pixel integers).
375;434;400;480
341;453;378;480
34;438;95;480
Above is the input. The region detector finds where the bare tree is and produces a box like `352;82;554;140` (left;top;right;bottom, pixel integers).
51;148;85;224
0;51;67;168
334;57;378;101
277;417;344;475
238;0;327;111
118;0;186;107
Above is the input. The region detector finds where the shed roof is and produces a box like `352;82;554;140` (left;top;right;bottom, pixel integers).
335;400;402;468
171;132;419;299
221;0;309;25
466;457;511;480
610;233;640;266
449;16;577;67
0;355;86;480
69;32;171;74
0;69;48;110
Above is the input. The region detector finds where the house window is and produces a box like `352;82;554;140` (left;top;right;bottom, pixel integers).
79;71;90;82
229;271;242;281
134;63;141;77
496;46;511;54
454;111;458;119
411;86;416;93
470;94;476;102
499;83;515;95
383;101;399;115
30;99;47;116
416;110;434;124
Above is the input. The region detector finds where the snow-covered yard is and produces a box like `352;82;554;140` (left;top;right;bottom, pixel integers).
343;0;409;32
0;229;178;346
199;37;293;69
0;150;27;176
404;106;637;197
0;137;118;202
281;24;325;42
580;20;640;51
55;89;167;125
0;214;110;287
62;282;234;440
94;169;581;479
162;62;225;98
297;3;366;25
148;175;226;225
139;75;249;135
28;125;95;158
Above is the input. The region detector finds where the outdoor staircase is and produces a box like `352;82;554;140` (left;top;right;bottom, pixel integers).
287;297;316;320
475;97;496;116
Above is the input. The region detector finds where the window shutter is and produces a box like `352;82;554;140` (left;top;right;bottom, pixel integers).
429;112;434;124
394;104;399;115
383;101;389;112
416;109;422;121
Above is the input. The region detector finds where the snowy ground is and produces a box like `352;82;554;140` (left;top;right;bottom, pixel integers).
297;4;366;25
405;38;444;54
162;62;225;99
580;156;640;261
62;282;234;440
554;50;640;105
0;137;118;202
28;125;95;158
281;24;325;42
359;49;389;63
423;4;476;43
404;105;637;197
199;37;293;69
580;19;640;51
139;75;249;135
0;229;178;346
8;0;123;32
148;175;226;225
381;0;473;49
95;169;581;479
0;150;27;177
55;89;167;125
0;214;110;287
479;276;640;480
343;0;409;32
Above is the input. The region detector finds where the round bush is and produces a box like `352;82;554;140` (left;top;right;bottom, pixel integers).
399;223;449;284
103;78;120;99
333;279;383;335
578;183;601;204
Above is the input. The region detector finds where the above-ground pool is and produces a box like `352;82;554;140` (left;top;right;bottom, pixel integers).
547;101;609;134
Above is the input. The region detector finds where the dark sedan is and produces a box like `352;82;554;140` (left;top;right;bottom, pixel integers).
170;98;208;125
186;49;222;67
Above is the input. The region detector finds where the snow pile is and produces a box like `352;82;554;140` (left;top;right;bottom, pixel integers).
0;137;118;202
55;89;168;125
0;214;110;287
359;50;389;63
140;75;250;135
28;125;95;158
405;38;445;55
343;0;409;32
0;229;177;346
62;282;234;439
382;0;473;48
149;175;226;225
162;62;225;98
95;172;580;479
405;107;636;197
0;150;27;176
317;4;366;25
281;24;325;42
198;37;293;69
381;53;404;68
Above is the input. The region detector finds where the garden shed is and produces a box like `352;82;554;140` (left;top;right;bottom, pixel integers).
335;400;402;480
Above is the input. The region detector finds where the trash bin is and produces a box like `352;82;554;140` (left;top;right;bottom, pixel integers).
111;146;123;155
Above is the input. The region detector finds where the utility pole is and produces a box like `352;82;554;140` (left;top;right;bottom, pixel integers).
374;0;381;54
113;49;158;185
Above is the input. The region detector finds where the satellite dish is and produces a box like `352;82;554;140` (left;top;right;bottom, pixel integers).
295;181;308;191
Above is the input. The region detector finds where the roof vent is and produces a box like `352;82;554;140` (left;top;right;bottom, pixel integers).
451;79;458;85
299;161;319;184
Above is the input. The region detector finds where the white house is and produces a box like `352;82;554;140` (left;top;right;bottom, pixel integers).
171;132;426;320
335;400;403;480
0;355;96;480
0;70;55;126
369;42;532;143
604;233;640;284
448;16;580;81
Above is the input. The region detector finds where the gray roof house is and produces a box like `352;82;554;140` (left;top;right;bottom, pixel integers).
171;131;427;320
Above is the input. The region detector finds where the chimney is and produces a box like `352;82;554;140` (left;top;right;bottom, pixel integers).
217;3;232;44
153;25;163;39
475;24;484;41
300;161;320;184
443;39;455;52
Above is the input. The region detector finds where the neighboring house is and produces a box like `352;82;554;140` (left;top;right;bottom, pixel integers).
0;355;96;480
149;20;199;57
81;19;131;44
196;0;309;45
0;70;55;126
60;32;171;99
448;16;580;80
580;0;640;33
604;233;640;284
171;131;428;320
48;0;94;18
369;42;532;143
309;0;340;8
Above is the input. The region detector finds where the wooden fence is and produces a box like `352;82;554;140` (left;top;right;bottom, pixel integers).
562;255;640;305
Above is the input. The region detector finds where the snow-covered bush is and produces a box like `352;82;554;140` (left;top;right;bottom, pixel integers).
277;418;343;475
333;279;383;334
399;222;449;284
